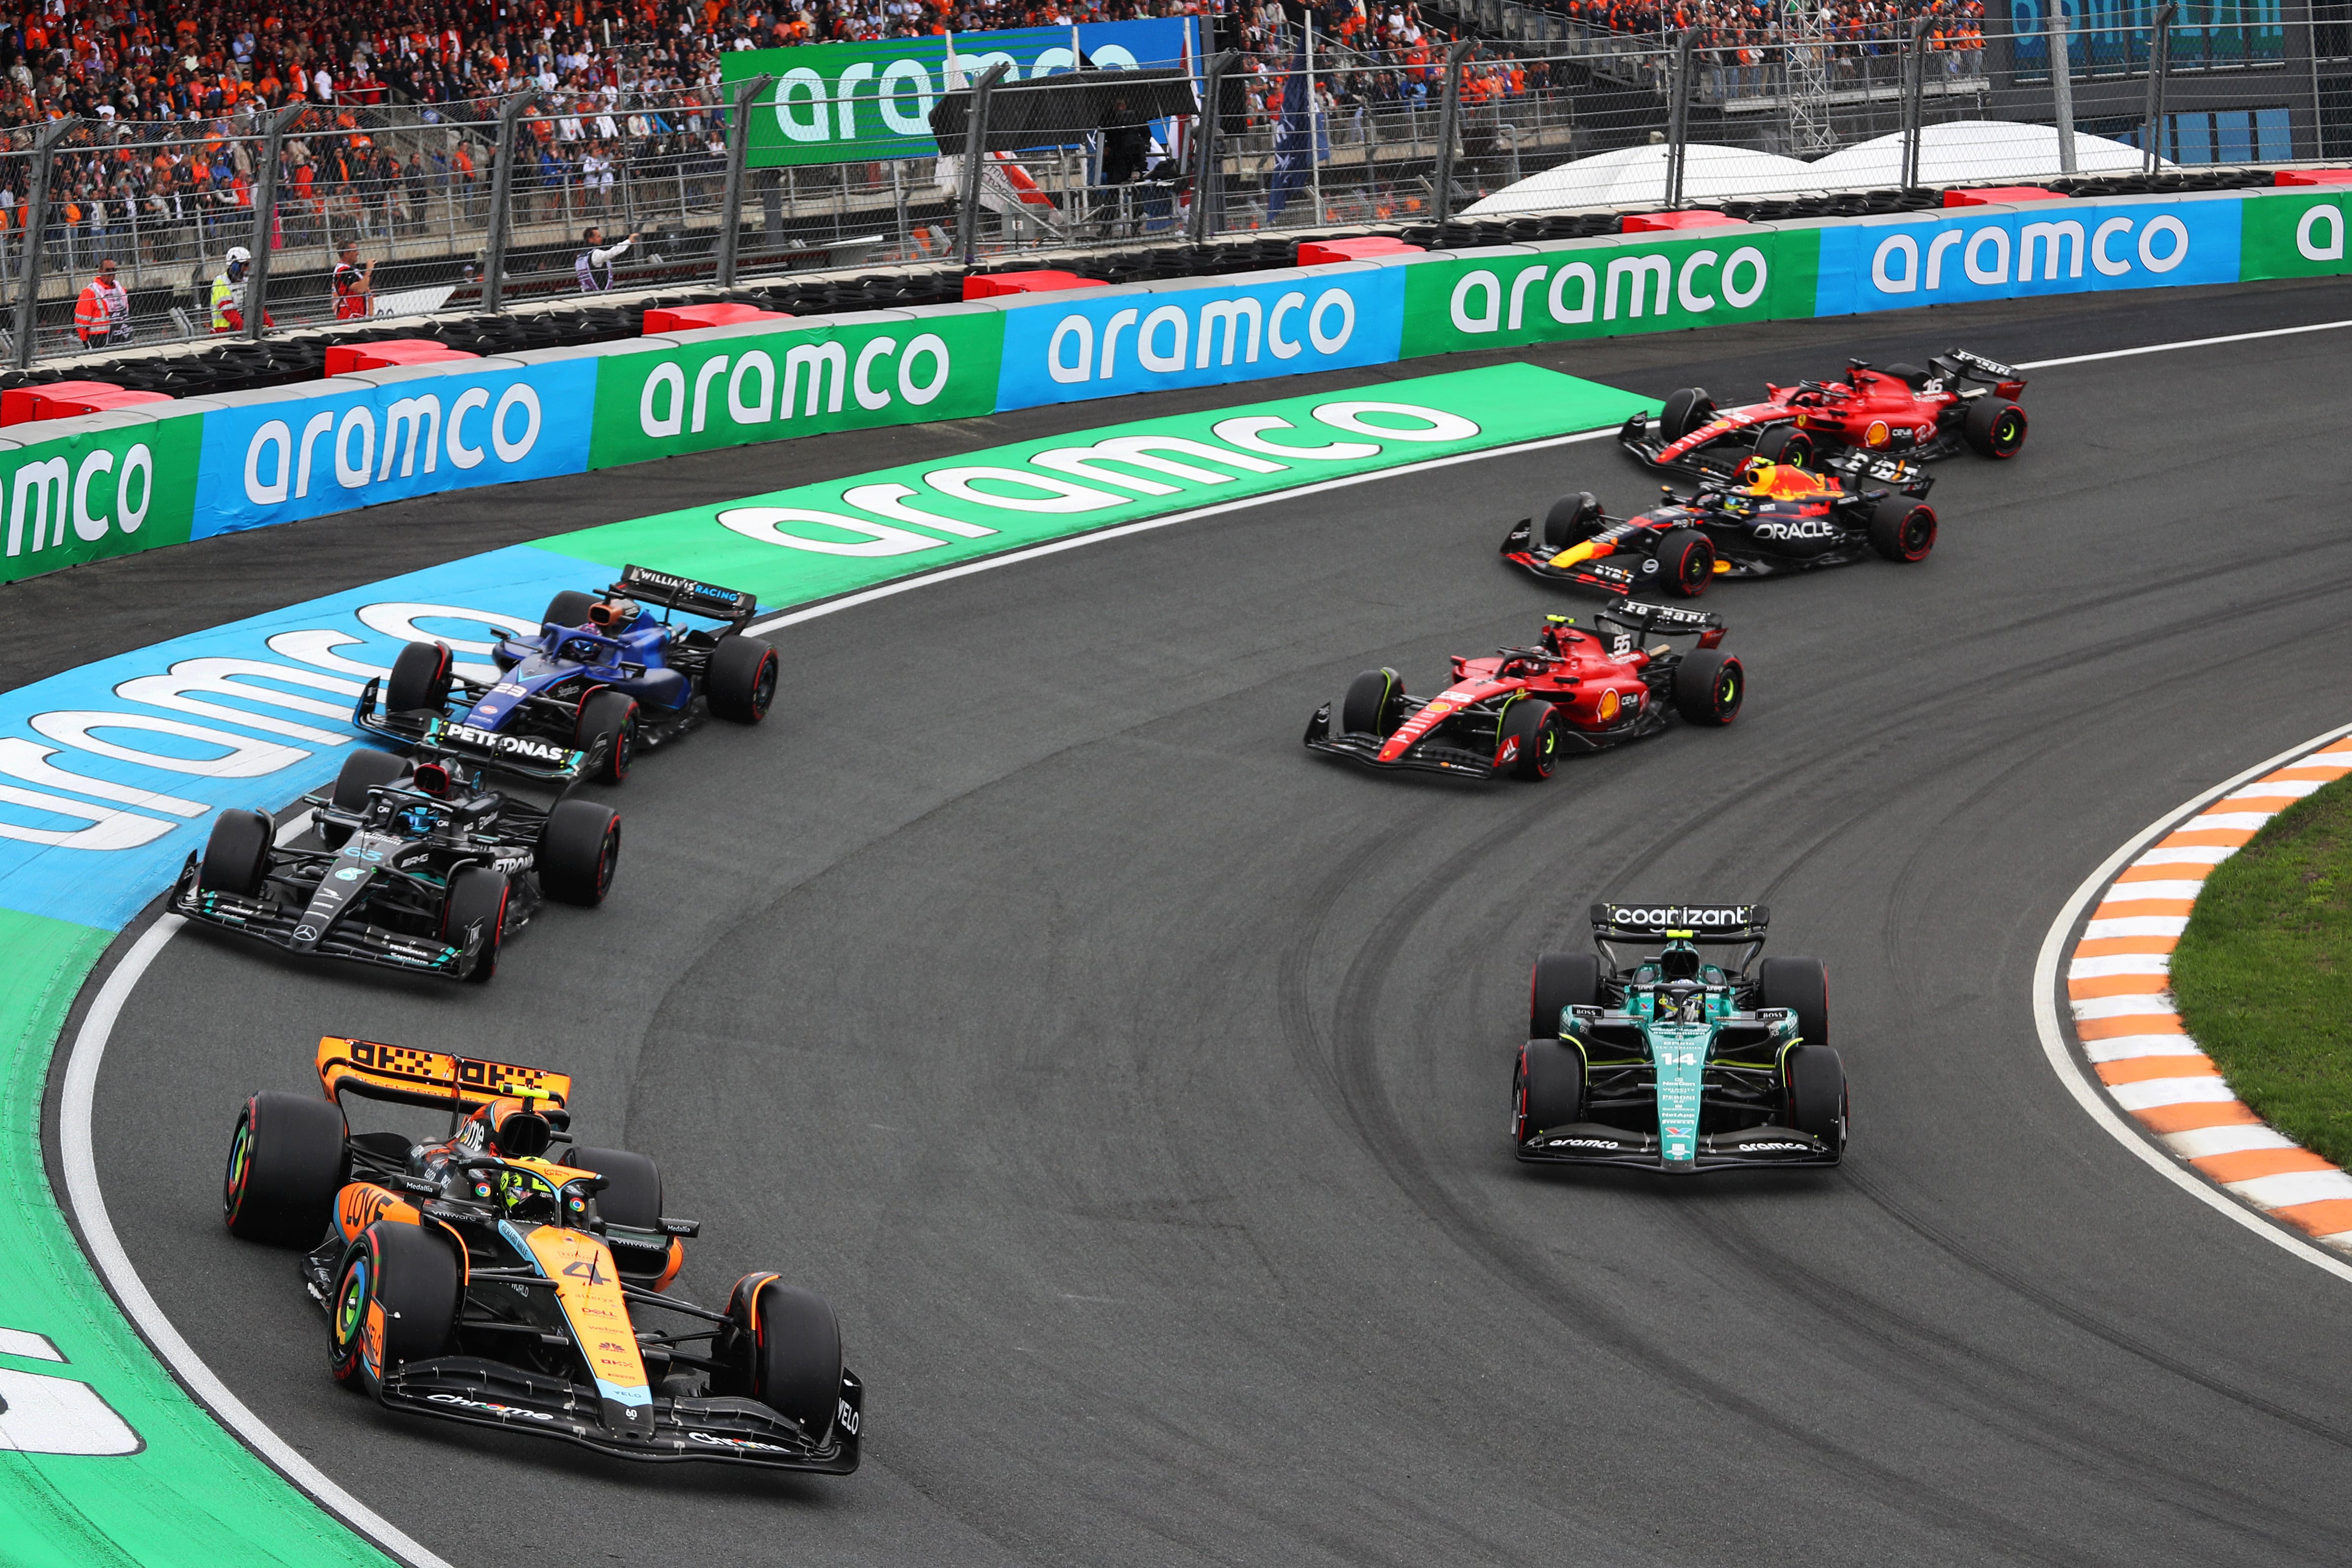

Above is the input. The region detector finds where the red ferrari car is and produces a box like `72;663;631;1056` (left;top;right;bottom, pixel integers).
1303;603;1743;781
1620;349;2027;481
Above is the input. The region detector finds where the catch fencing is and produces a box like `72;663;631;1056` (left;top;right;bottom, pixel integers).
0;8;2337;370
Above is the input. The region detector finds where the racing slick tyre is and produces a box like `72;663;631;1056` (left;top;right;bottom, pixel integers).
321;749;408;849
720;1276;844;1440
441;867;510;984
328;1220;461;1397
1340;669;1408;737
575;689;639;785
1867;497;1937;563
1962;397;2027;459
222;1090;347;1244
538;799;621;907
1751;424;1814;468
570;1146;661;1227
708;634;780;724
1498;699;1563;781
1513;1038;1586;1145
385;640;453;714
1529;951;1601;1037
1644;528;1715;598
1784;1043;1847;1155
1659;387;1714;442
572;1145;669;1281
329;748;409;813
1758;956;1830;1046
198;808;274;895
1543;491;1604;549
543;588;597;630
1670;650;1745;726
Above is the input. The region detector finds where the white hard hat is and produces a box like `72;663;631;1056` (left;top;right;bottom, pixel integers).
226;245;252;264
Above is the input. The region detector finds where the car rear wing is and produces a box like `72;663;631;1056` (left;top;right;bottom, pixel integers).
317;1035;573;1116
1934;349;2026;396
1589;902;1770;942
612;564;759;627
1596;600;1727;648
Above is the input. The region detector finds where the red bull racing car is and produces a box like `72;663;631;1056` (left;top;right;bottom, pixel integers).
1500;459;1936;597
1619;349;2027;482
1303;602;1743;781
223;1037;861;1472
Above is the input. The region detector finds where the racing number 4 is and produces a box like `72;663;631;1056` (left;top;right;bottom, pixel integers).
562;1258;609;1286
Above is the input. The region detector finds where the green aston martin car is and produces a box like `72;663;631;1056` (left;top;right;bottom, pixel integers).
1511;903;1846;1171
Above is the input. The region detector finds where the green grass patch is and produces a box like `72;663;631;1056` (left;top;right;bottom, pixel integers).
2171;770;2352;1168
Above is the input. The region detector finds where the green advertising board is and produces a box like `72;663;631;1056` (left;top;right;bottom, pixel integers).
0;410;202;586
1398;228;1823;359
720;18;1196;168
2240;187;2352;281
589;308;1005;469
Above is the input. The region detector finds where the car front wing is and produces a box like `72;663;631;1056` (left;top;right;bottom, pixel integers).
376;1354;862;1474
1517;1122;1840;1170
1499;518;1642;594
169;855;484;980
1303;708;1501;779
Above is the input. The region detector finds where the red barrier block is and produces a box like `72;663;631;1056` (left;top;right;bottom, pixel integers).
642;302;788;334
1620;210;1748;233
1943;186;2062;206
1297;236;1426;265
2276;168;2352;185
962;270;1108;300
0;380;174;426
323;339;482;376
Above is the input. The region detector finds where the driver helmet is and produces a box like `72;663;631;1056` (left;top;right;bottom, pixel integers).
495;1166;560;1225
1658;939;1702;982
398;804;437;837
586;597;641;631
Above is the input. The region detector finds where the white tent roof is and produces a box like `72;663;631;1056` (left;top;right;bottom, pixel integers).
1461;143;1814;217
1462;122;2171;218
1807;121;2166;191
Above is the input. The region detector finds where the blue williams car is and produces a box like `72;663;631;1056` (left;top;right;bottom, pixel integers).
355;565;779;785
1511;902;1846;1171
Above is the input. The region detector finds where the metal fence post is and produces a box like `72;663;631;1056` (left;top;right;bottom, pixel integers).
244;101;309;344
1188;50;1237;244
1431;36;1477;226
12;115;79;369
2050;1;2077;174
2141;0;2178;173
1901;16;1927;187
960;59;1013;266
481;93;535;313
1663;30;1694;208
715;72;774;289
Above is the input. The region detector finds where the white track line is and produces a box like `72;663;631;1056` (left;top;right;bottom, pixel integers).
2032;721;2352;1288
62;915;460;1568
2016;317;2352;371
60;312;2352;1561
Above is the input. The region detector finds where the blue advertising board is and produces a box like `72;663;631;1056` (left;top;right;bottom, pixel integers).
994;268;1408;408
1812;197;2242;317
193;361;596;538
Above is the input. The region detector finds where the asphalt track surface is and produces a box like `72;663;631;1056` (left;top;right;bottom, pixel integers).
39;278;2352;1567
